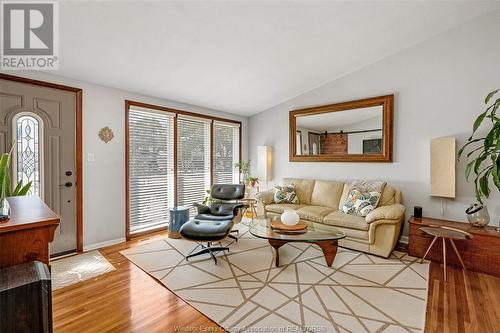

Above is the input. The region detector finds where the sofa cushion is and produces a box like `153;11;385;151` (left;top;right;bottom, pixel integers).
296;206;335;223
379;185;399;206
341;190;382;217
283;178;315;205
310;180;345;209
323;211;370;231
338;184;351;210
273;185;299;204
266;203;304;214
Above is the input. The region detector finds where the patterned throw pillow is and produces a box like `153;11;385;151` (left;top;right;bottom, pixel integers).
342;189;381;217
273;185;299;204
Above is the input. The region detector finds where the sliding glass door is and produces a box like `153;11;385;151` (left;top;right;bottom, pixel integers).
213;121;240;184
127;102;241;236
177;117;211;216
128;108;175;233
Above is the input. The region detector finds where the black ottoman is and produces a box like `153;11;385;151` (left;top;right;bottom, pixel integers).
180;219;233;264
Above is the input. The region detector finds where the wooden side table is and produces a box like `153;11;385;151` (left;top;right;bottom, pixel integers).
240;198;258;220
409;216;500;276
419;225;473;281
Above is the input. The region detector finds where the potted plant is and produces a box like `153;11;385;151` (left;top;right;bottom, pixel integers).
234;160;251;184
246;176;259;188
0;148;33;221
458;89;499;227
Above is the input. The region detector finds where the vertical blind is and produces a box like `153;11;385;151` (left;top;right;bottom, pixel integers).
177;116;211;217
213;121;240;184
128;108;175;233
128;107;241;233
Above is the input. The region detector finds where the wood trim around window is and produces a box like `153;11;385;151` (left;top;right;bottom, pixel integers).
125;100;242;240
289;94;393;162
0;73;84;252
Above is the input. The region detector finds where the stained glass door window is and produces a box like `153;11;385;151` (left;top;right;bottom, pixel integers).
14;114;42;197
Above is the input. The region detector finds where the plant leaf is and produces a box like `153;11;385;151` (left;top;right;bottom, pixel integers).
485;89;499;104
479;170;492;198
17;181;32;196
471;111;488;137
12;181;22;196
0;153;10;198
458;137;485;158
5;170;11;197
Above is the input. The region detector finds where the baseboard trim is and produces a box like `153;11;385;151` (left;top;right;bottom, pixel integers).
400;235;409;244
83;238;126;252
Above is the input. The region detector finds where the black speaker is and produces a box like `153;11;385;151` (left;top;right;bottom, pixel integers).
414;206;423;218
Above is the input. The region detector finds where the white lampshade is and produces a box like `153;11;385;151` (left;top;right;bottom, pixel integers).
257;146;272;184
430;137;456;198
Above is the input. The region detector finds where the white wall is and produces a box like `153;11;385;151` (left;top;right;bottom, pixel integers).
249;10;500;234
0;71;248;249
341;116;382;154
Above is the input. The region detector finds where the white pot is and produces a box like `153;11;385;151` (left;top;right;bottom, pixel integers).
281;209;300;226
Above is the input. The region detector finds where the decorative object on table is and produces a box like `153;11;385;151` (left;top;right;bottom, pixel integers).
0;147;33;222
271;218;307;232
465;204;490;227
419;225;473;282
234;160;251;184
458;89;499;203
341;180;386;217
273;184;299;204
414;206;423;218
430;137;456;199
98;126;114;143
168;206;190;238
257;146;272;185
280;209;300;226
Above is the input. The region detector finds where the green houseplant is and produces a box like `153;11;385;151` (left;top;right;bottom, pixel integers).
458;89;500;203
0;146;33;221
234;160;251;184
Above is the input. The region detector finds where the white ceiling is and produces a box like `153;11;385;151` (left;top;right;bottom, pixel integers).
57;1;500;116
296;106;381;132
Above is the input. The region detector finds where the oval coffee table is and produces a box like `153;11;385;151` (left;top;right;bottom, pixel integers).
249;218;345;267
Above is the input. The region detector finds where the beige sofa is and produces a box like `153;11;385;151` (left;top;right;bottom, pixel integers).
255;178;405;258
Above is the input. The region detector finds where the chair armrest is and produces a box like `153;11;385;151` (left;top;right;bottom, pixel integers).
254;189;274;205
193;203;210;214
365;204;405;223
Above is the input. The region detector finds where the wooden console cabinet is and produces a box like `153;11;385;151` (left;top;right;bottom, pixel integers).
409;216;500;276
0;196;60;269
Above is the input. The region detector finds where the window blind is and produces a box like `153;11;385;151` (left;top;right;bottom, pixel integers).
177;117;211;217
128;109;175;233
213;122;240;184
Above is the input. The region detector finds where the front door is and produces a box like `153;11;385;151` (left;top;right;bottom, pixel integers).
0;78;77;255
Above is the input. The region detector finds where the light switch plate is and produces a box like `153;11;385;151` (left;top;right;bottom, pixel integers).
87;152;95;162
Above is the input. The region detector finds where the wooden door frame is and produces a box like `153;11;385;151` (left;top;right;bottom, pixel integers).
0;73;84;252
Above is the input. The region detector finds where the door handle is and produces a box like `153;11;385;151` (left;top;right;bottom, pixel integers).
60;182;73;188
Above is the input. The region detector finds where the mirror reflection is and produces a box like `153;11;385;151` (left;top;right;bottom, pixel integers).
295;106;383;156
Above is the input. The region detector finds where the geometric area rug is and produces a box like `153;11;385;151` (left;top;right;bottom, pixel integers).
121;221;429;333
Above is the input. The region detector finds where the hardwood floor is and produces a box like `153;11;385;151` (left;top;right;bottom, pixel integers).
425;262;500;332
52;232;223;333
52;233;500;333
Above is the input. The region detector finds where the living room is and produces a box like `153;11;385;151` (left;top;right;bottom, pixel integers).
0;1;499;333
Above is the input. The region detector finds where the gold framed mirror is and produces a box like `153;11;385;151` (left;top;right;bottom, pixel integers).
290;94;393;162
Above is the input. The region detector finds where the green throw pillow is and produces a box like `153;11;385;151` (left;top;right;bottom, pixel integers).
273;185;299;204
342;189;381;217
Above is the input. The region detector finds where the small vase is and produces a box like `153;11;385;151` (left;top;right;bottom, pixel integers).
465;204;490;227
0;198;10;222
281;209;300;226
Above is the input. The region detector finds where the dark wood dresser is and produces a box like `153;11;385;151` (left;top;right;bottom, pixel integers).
0;196;60;269
409;215;500;276
0;261;52;332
